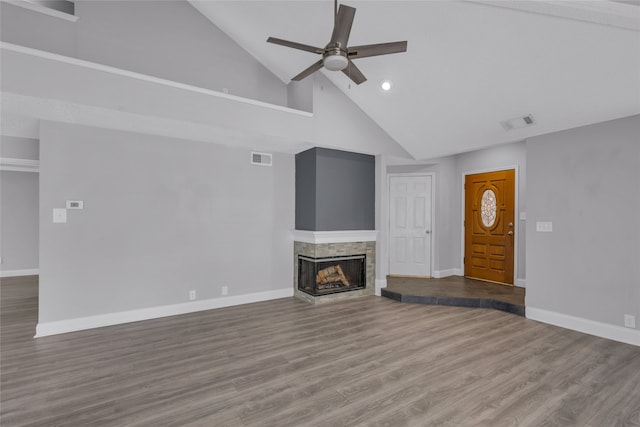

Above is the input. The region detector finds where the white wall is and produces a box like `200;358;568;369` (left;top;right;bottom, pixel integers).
526;115;640;334
0;0;287;105
38;121;294;328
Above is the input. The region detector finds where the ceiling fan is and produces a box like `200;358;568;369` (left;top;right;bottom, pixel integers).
266;1;407;85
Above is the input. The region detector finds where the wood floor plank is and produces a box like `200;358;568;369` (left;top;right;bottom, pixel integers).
1;276;639;426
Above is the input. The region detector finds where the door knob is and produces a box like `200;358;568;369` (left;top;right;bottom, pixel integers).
508;231;513;236
425;230;431;234
508;222;513;227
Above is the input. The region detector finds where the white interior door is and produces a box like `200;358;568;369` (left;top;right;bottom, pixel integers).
389;175;432;276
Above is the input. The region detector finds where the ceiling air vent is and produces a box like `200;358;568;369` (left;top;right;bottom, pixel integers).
501;114;535;131
251;152;272;166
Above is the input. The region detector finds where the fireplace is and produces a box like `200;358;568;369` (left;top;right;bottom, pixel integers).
292;230;376;304
298;254;366;296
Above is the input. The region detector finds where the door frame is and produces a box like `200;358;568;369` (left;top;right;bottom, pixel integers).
387;172;436;278
461;166;521;286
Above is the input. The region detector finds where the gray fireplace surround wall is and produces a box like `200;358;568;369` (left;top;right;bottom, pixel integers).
295;147;375;231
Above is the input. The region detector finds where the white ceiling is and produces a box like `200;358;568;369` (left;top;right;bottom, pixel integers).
192;0;640;160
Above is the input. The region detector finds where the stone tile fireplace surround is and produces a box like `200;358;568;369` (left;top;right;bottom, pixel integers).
292;230;377;304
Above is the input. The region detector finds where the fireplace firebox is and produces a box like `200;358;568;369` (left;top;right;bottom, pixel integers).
298;254;366;296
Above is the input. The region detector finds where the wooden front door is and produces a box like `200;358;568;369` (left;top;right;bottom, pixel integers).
464;170;515;285
389;175;432;277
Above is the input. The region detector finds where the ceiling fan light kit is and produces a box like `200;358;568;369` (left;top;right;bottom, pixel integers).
323;52;348;71
267;1;407;85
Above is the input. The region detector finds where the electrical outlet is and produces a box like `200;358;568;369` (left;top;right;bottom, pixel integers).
189;290;196;301
222;286;228;296
624;314;636;329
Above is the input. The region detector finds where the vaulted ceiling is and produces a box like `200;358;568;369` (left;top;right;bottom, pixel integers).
192;0;640;160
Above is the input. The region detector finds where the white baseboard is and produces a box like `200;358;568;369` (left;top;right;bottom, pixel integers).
515;278;526;287
0;268;39;278
526;306;640;347
375;279;387;296
35;287;293;337
432;268;463;278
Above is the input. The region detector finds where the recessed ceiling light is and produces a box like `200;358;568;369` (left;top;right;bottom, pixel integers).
381;80;392;91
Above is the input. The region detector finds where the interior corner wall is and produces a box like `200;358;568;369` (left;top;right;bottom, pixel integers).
38;121;294;324
0;0;287;106
526;115;640;328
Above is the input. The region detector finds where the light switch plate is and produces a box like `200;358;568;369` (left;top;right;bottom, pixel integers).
520;212;526;220
53;208;67;223
536;221;553;232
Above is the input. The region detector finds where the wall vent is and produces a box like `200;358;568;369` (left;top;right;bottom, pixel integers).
501;114;535;131
251;152;272;166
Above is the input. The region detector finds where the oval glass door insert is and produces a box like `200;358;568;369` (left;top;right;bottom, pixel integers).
480;189;497;227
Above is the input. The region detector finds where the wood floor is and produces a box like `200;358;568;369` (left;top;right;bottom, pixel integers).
2;276;640;426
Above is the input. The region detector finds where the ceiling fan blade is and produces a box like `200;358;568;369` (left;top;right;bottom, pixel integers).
292;60;324;81
342;60;367;85
348;41;408;59
267;37;324;54
329;5;356;47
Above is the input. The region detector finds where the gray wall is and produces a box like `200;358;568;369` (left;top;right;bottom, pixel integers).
0;0;287;106
295;148;316;231
296;147;375;231
39;121;294;322
526;115;640;327
0;136;40;273
287;80;313;113
1;171;39;272
1;136;40;160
